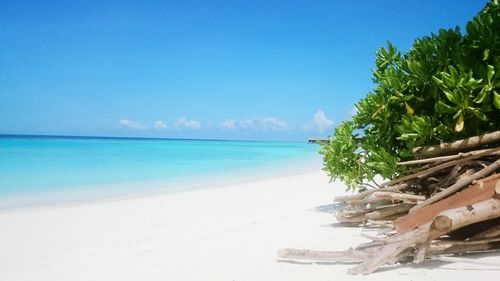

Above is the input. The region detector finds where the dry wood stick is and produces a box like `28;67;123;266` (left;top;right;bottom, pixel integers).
430;243;493;255
433;237;500;246
349;192;424;204
334;183;407;202
347;221;432;275
398;148;500;166
371;192;425;202
365;204;413;220
429;237;500;256
413;244;428;263
277;248;372;262
349;197;500;275
336;213;365;223
382;147;500;187
412;130;500;158
427;256;500;267
341;208;371;216
411;159;500;213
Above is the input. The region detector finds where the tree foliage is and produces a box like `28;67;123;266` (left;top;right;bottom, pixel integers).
321;1;500;190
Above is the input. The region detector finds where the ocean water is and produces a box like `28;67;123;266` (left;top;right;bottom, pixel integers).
0;135;321;209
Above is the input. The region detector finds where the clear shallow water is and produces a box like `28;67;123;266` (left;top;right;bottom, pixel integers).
0;135;321;209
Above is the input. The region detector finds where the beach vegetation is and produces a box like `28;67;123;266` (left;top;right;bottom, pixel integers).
321;0;500;190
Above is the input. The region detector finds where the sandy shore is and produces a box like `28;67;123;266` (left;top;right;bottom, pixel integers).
0;170;499;280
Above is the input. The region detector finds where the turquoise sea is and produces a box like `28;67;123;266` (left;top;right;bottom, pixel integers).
0;135;321;209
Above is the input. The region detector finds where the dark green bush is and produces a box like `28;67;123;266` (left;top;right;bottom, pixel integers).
321;0;500;190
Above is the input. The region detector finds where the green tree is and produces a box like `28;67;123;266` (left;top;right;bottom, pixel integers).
321;0;500;190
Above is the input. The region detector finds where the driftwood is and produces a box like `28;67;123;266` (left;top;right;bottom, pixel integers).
411;159;500;212
382;146;500;187
334;183;408;202
395;175;500;234
347;222;432;275
280;196;500;275
350;191;425;204
412;130;500;158
398;148;500;166
354;196;500;274
428;197;500;239
278;238;500;264
280;143;500;274
365;204;413;220
428;255;500;267
278;248;372;262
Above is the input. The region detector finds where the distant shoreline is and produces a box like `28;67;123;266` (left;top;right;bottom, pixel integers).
0;133;310;144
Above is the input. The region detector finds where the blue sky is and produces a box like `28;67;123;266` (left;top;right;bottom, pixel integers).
0;0;488;140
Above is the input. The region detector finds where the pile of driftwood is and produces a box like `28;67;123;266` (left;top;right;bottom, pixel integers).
279;130;500;274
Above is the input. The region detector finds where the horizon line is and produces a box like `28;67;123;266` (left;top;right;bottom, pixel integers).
0;133;310;144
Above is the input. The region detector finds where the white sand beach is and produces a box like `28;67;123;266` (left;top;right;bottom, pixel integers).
0;170;499;281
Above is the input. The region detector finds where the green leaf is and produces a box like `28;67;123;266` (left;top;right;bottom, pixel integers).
473;88;488;103
487;65;495;82
494;91;500;109
443;89;461;105
432;76;444;86
435;100;456;114
469;107;489;121
483;49;490;60
449;66;458;82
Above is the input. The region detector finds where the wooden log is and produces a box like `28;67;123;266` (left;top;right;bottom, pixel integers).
336;213;365;223
348;191;424;205
398;148;500;166
446;216;500;240
341;208;371;216
372;192;425;202
334;183;407;202
347;221;432;275
428;243;493;255
411;160;500;213
277;248;372;262
349;197;500;275
365;204;413;220
432;237;500;247
340;203;408;220
395;176;500;234
382;147;500;187
412;130;500;158
413;244;428;263
427;256;500;267
428;197;500;240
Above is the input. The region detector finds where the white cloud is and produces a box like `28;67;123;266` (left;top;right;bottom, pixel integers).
221;119;237;130
175;117;201;130
220;117;289;131
119;119;147;130
313;110;334;132
260;117;289;130
154;120;166;130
